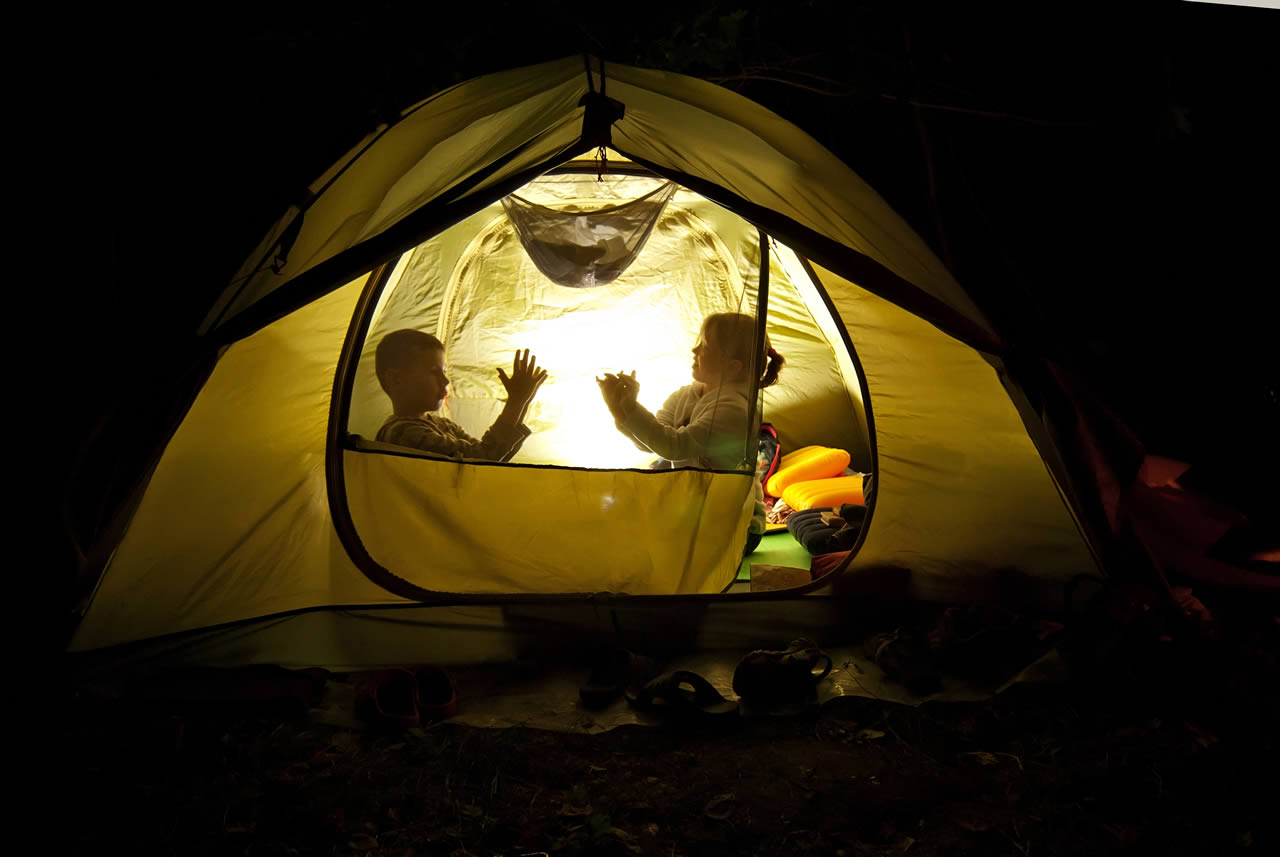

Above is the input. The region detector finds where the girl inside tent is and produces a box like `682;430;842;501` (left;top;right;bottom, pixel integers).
597;312;785;554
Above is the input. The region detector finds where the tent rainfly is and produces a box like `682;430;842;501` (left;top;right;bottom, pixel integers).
70;57;1126;672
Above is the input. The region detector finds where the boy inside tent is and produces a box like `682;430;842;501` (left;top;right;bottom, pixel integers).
375;329;548;462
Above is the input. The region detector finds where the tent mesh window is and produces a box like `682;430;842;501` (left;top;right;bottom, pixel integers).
350;175;763;473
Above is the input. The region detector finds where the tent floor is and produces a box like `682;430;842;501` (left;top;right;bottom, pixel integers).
72;596;930;680
70;577;1077;682
736;530;815;582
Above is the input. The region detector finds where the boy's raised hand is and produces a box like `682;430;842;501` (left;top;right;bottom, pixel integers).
497;349;548;409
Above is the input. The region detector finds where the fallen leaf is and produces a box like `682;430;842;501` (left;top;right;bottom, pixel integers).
347;833;377;850
957;817;991;833
960;751;1001;766
856;728;886;741
330;732;358;751
959;750;1024;770
608;826;644;854
704;793;736;820
1184;721;1219;750
1103;823;1141;845
951;802;998;833
277;762;312;782
557;802;594;817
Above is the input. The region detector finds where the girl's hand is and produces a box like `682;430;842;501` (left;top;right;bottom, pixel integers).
616;370;638;407
596;373;623;412
497;349;548;409
597;370;639;420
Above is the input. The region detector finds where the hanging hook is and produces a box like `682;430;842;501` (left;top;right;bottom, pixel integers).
596;145;608;181
578;55;625;168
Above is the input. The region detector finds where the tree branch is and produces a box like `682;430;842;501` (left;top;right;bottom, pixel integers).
880;93;1095;127
705;69;1096;126
705;73;852;97
740;62;849;87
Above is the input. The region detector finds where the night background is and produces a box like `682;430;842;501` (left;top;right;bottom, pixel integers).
65;1;1277;569
55;2;1279;854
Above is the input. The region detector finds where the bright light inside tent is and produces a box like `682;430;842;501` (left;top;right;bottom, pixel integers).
406;173;751;471
448;286;704;469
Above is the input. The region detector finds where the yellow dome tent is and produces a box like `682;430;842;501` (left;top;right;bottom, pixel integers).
69;57;1100;670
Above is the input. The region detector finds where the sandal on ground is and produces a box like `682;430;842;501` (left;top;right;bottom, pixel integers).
579;648;662;709
354;669;421;730
864;629;942;696
412;665;457;722
624;670;739;717
732;638;833;707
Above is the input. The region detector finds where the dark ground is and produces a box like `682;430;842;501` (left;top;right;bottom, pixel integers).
61;597;1280;856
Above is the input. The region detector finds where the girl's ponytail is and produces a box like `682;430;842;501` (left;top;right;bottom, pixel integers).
760;345;784;389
